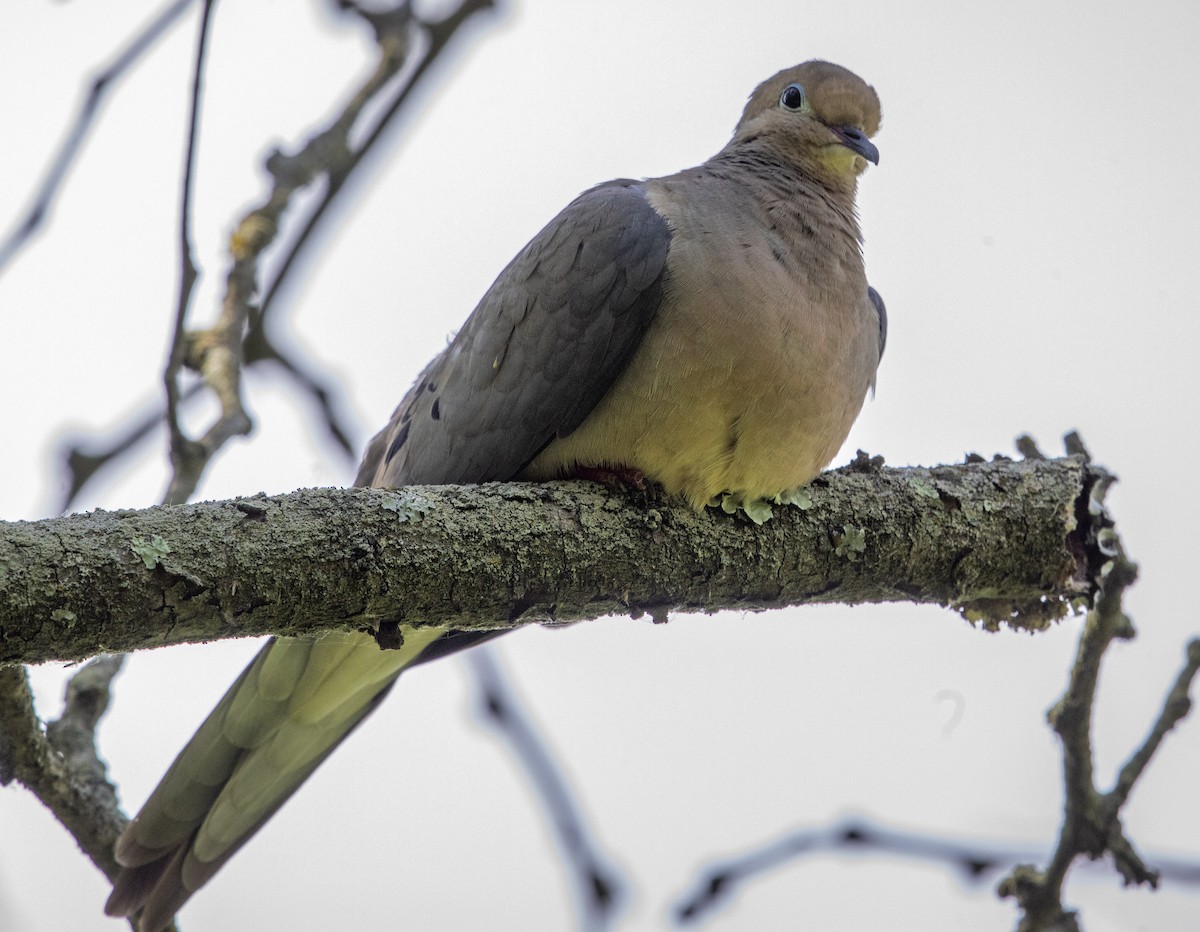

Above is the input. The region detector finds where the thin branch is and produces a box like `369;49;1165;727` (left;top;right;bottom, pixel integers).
0;657;158;931
241;315;356;456
57;383;202;513
51;0;496;511
254;0;497;323
162;0;232;506
160;0;496;504
672;815;1200;925
1108;638;1200;808
0;0;197;274
0;659;127;881
998;460;1200;930
470;647;624;931
44;655;124;801
56;325;354;514
0;456;1095;666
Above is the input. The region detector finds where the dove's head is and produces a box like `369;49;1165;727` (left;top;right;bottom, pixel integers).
733;61;881;189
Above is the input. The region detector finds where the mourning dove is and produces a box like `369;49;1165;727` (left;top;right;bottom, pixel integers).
106;60;885;929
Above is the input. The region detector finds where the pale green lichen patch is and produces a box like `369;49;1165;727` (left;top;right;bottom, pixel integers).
910;477;941;500
834;524;867;560
380;491;429;523
51;608;77;627
131;536;172;570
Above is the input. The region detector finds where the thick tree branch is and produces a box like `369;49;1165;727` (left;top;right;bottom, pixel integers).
1;456;1095;666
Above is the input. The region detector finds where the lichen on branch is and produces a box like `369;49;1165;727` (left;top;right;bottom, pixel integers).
1;455;1095;666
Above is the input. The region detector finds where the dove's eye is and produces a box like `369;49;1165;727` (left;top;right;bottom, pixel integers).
779;83;807;111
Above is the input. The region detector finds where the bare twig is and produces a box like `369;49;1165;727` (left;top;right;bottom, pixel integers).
52;0;497;511
0;659;127;881
162;5;416;492
470;647;625;932
57;327;356;513
247;0;498;456
162;0;237;506
254;0;497;323
241;324;356;456
1109;639;1200;809
57;384;202;512
998;459;1200;930
44;655;124;799
0;657;155;930
161;0;496;504
0;0;196;274
672;815;1200;925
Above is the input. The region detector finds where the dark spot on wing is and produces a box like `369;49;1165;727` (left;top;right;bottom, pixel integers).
376;179;672;486
385;421;410;463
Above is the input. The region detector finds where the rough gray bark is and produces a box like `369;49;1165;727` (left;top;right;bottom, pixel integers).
0;455;1098;666
0;658;127;880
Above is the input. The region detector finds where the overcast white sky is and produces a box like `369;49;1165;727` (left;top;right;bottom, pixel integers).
2;1;1199;930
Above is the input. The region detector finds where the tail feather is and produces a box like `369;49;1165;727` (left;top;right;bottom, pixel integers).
222;637;313;747
106;626;446;930
256;636;315;702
